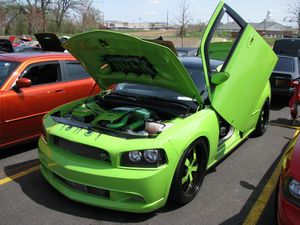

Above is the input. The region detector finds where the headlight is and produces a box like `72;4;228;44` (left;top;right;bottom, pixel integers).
284;177;300;207
121;149;166;168
144;150;160;162
289;179;300;199
128;151;142;162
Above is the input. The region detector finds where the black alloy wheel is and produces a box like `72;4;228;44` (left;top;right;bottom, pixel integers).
169;139;207;205
253;100;270;137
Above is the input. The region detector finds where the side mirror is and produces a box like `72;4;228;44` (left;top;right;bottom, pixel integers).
211;72;230;85
16;78;31;89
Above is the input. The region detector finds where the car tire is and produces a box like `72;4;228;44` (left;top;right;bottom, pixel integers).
169;139;207;205
252;100;270;137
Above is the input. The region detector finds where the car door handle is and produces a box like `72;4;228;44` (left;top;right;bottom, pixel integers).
55;89;65;93
47;89;65;94
248;34;255;48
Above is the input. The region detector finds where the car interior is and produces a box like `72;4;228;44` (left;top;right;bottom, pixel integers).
22;63;61;85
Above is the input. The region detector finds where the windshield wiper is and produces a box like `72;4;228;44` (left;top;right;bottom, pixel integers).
141;96;195;109
106;91;138;101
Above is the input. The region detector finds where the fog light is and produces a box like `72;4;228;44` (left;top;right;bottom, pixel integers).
289;179;300;198
144;150;160;162
128;151;142;162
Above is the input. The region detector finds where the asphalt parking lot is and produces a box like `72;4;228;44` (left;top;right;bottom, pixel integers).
0;99;296;225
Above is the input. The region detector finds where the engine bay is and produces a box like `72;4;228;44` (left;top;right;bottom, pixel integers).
51;97;180;138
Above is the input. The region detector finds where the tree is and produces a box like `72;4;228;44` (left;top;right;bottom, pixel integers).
40;0;52;32
0;0;102;34
73;0;102;32
1;0;52;33
288;1;300;35
0;3;19;35
52;0;83;32
177;0;192;47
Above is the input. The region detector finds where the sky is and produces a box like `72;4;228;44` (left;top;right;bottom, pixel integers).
96;0;294;26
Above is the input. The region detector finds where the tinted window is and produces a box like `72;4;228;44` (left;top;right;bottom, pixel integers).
0;61;19;88
274;58;294;73
66;62;89;80
22;62;61;85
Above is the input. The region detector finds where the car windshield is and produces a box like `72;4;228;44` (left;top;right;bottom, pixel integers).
177;50;188;57
114;62;206;102
274;57;294;73
0;61;19;88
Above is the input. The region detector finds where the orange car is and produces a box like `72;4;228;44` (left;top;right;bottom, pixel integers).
0;52;100;149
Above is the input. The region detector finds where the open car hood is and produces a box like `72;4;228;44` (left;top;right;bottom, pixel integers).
63;30;202;104
0;39;14;53
34;33;65;52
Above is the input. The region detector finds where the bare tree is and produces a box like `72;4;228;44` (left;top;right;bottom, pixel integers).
2;0;52;33
52;0;83;32
73;0;102;32
0;3;19;34
0;0;101;34
40;0;52;32
288;1;300;35
177;0;192;47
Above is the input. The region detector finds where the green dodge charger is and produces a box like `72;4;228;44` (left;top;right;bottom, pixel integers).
38;1;278;213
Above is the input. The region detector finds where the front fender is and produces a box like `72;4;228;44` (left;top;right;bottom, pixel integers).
157;108;219;166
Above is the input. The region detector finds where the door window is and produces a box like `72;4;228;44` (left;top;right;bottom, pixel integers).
22;62;61;85
65;61;89;80
204;10;244;73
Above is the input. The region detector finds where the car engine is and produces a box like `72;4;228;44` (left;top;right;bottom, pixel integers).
55;100;176;137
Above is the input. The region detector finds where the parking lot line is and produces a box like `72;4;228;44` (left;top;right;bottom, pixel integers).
0;165;40;186
243;129;300;225
270;122;300;130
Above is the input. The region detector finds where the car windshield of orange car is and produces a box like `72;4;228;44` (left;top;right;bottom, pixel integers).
0;61;19;87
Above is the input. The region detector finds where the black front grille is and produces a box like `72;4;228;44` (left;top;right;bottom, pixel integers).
54;172;110;199
53;137;111;163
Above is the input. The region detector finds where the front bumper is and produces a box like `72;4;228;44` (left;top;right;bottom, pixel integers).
38;137;174;213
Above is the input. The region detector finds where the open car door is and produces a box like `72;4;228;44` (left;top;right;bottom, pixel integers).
200;1;277;132
35;33;65;52
0;39;14;53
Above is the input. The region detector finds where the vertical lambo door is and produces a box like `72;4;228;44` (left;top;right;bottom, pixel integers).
200;1;277;133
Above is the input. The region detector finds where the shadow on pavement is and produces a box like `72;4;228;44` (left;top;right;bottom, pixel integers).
218;140;290;225
3;160;182;223
270;118;300;127
271;97;289;111
3;159;39;177
0;141;38;160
